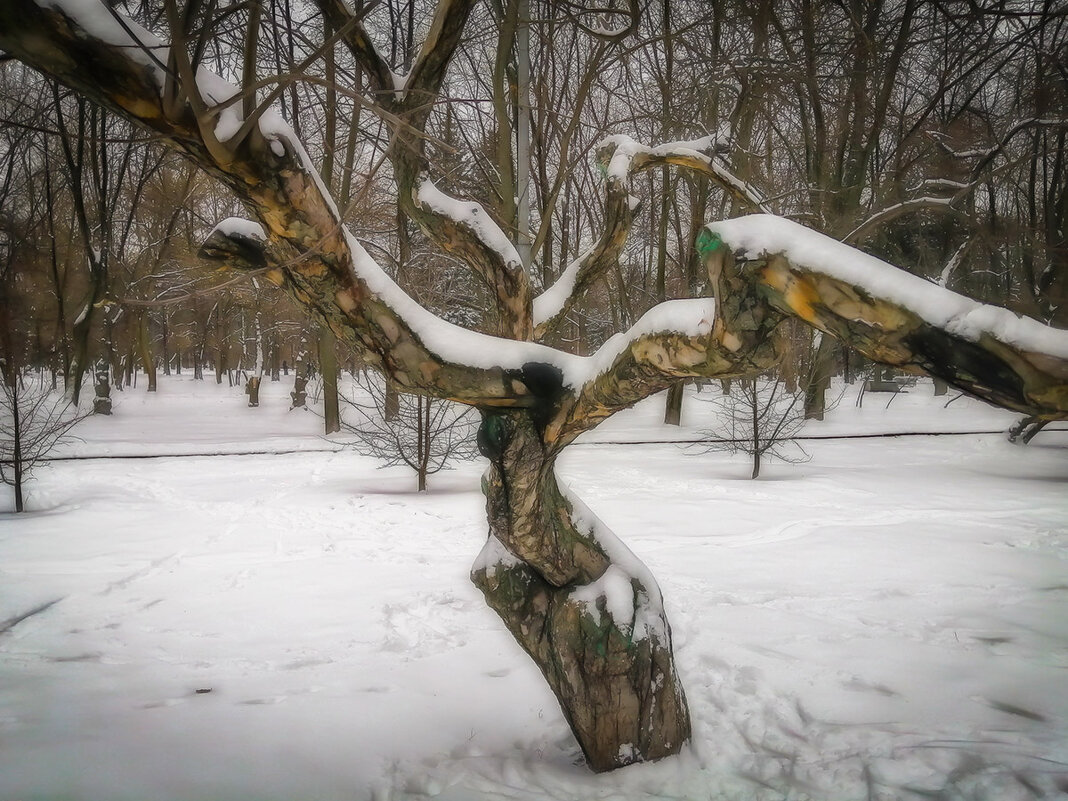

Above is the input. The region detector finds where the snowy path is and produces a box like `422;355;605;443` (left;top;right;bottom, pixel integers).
1;377;1066;800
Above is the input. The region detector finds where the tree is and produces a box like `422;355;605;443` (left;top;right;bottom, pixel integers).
341;370;478;491
0;368;86;512
700;372;807;479
2;0;1067;772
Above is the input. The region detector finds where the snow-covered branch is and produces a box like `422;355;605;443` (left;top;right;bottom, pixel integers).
598;134;771;211
413;178;533;339
199;218;270;270
932;118;1068;176
533;134;770;339
559;0;642;43
938;237;975;289
706;215;1068;419
318;0;532;339
0;0;553;408
555;298;780;445
843;195;972;245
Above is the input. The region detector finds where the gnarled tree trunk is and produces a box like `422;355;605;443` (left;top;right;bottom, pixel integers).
4;0;1067;777
471;411;689;771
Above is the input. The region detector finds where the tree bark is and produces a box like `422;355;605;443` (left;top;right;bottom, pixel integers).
136;313;157;392
751;380;761;479
11;383;24;513
245;374;261;407
664;382;684;426
471;412;690;771
319;327;341;434
804;336;834;420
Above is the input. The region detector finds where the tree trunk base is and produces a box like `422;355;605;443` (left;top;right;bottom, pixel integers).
472;542;690;771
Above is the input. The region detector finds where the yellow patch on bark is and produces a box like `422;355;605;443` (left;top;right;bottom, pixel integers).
668;342;709;368
377;314;401;343
812;277;911;332
631;341;669;367
720;331;742;352
259;206;294;239
335;289;358;313
757;259;819;324
115;95;160;120
782;276;820;324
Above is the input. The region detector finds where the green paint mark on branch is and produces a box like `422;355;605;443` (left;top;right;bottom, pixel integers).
696;229;723;257
477;413;509;460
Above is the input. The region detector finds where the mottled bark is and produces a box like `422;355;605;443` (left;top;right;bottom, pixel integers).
715;247;1068;419
6;1;1068;778
471;412;690;771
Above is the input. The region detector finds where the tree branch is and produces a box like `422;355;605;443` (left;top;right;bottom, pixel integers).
314;0;393;95
552;298;781;446
0;0;541;408
533;134;770;340
317;0;533;340
706;215;1068;419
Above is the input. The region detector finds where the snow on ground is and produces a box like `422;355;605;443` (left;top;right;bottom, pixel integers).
1;374;1066;800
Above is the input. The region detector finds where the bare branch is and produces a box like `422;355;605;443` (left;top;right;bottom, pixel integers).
533;134;770;340
557;0;642;43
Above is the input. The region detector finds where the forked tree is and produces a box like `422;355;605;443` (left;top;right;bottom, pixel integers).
3;0;1067;772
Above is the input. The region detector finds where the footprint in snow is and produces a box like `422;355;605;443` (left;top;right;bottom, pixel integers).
841;676;898;697
239;696;287;705
976;696;1048;722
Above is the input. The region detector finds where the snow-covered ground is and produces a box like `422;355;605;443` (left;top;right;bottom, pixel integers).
1;375;1065;800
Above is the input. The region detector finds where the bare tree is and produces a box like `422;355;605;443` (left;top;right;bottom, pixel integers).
341;370;478;491
699;372;808;479
2;0;1067;772
0;368;86;512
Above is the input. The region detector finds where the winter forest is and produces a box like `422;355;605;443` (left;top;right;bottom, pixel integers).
0;0;1067;799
